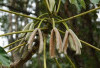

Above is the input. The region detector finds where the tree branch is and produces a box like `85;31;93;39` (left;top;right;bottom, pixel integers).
10;40;39;68
0;9;40;20
0;3;33;15
56;6;100;23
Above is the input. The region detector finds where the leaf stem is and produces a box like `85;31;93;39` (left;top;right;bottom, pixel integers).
55;15;69;30
54;58;61;68
38;13;48;18
0;30;34;37
65;54;76;68
0;9;41;20
80;40;100;52
56;6;100;23
38;18;45;28
34;13;48;28
3;38;23;48
7;42;26;53
44;36;47;68
0;28;47;37
57;0;61;13
52;18;55;28
44;0;50;13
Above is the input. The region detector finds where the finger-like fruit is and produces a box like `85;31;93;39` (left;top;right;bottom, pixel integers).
25;23;34;40
19;23;32;38
28;28;38;50
68;29;82;54
50;29;56;58
38;29;44;54
62;30;69;54
21;44;28;59
53;27;63;53
68;35;76;51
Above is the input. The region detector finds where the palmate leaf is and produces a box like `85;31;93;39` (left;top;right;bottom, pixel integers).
0;46;10;67
90;0;100;4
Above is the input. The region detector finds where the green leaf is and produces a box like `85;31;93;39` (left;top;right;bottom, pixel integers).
80;0;86;9
77;0;86;9
69;0;76;4
90;0;100;4
49;0;56;12
0;46;10;67
69;0;81;11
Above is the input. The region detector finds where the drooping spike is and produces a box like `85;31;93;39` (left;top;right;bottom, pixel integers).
62;30;69;54
50;29;56;58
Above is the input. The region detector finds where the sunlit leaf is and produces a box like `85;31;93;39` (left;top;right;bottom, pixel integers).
90;0;100;4
80;0;86;9
0;46;10;67
69;0;75;4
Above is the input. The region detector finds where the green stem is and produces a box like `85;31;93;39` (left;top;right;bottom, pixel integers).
44;36;47;68
44;0;50;13
58;29;100;52
7;42;26;53
56;6;100;23
58;29;65;34
65;54;76;68
38;13;48;18
52;18;55;28
3;38;23;48
33;13;48;28
38;18;45;28
55;15;69;30
0;28;47;37
0;9;41;20
62;22;69;30
54;58;61;68
33;21;39;28
80;40;100;52
0;30;34;37
57;0;61;13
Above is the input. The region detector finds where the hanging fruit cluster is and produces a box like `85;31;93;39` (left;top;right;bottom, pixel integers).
17;17;82;60
13;0;83;59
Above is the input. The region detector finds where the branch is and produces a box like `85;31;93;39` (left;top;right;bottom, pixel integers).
0;30;34;37
0;28;47;37
80;40;100;51
0;9;41;20
10;40;39;68
56;6;100;23
0;3;33;15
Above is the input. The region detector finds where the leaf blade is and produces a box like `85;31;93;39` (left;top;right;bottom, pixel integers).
0;46;10;67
